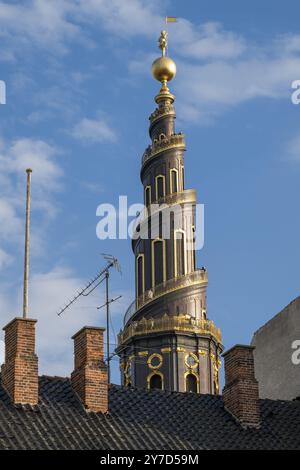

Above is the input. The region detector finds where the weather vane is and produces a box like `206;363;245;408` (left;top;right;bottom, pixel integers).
152;17;178;92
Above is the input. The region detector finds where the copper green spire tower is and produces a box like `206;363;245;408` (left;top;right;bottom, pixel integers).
117;31;223;394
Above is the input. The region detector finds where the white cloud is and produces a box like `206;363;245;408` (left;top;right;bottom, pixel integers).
171;20;246;60
0;199;23;242
80;180;105;193
3;0;290;126
0;0;161;59
174;55;300;124
0;0;82;57
276;33;300;55
0;248;12;270
0;138;63;261
130;31;300;124
71;117;117;144
0;0;247;63
1;138;62;190
0;1;245;62
75;0;162;38
0;265;131;376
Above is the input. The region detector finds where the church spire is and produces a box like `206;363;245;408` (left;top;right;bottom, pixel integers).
117;29;223;395
152;30;176;101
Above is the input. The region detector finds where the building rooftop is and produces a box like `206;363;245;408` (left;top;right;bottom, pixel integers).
0;375;299;450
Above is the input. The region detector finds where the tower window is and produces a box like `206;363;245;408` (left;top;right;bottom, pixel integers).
174;230;186;277
152;239;165;287
149;373;163;390
186;373;198;393
155;175;165;200
170;169;178;194
145;185;151;207
136;254;145;297
181;165;185;191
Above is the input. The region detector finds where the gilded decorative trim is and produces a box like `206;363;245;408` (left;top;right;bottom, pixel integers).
198;349;207;356
149;104;175;124
176;346;186;352
161;347;172;353
185;352;199;369
142;133;186;167
124;268;208;325
119;314;222;346
138;351;149;357
147;353;163;369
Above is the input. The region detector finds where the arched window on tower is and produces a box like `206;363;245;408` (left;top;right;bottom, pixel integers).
152;239;165;287
136;254;145;298
145;185;151;207
186;373;198;393
174;230;186;277
149;373;163;390
181;165;185;191
155;175;165;200
170;168;178;194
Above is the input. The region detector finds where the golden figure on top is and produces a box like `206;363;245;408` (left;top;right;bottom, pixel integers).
152;30;176;87
158;30;168;56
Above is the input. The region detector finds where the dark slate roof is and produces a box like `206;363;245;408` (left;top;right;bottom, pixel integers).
0;376;299;450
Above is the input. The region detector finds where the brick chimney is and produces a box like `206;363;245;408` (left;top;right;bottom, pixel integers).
1;317;38;405
71;326;108;413
222;344;260;428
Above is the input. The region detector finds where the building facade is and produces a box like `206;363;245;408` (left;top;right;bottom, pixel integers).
251;296;300;401
116;32;223;394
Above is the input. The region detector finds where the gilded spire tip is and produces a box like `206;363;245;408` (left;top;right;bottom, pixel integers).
152;30;176;89
158;30;168;57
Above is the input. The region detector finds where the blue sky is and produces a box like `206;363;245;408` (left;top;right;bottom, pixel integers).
0;0;300;385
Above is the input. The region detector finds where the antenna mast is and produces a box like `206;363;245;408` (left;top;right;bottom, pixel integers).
23;169;32;318
57;254;121;383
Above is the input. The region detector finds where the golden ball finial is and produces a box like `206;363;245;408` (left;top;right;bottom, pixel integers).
152;30;176;84
152;56;176;83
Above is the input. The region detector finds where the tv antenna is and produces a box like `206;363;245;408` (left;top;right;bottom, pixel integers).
57;254;121;383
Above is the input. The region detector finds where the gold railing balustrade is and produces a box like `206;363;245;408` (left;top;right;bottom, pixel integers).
142;133;186;166
123;269;208;325
118;314;222;346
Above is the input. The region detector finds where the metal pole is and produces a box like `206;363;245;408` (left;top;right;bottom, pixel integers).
105;270;110;383
23;168;32;318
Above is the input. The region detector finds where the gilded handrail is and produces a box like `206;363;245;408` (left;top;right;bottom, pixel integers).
119;314;222;346
142;133;185;166
123;268;208;325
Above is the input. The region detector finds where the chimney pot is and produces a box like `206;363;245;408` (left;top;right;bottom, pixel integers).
71;326;108;413
222;344;260;428
1;317;38;405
